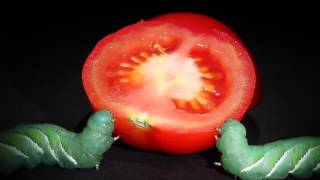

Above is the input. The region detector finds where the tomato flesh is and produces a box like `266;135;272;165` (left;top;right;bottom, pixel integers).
82;13;257;154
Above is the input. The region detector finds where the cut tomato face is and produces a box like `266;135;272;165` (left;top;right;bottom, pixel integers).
82;13;257;154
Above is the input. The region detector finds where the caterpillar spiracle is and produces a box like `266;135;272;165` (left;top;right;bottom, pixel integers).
0;110;115;175
216;120;320;180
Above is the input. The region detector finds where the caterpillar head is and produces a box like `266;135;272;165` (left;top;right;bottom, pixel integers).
217;119;248;154
77;110;115;159
87;110;114;136
221;119;246;137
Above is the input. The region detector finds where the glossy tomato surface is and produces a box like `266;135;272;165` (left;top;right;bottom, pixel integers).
82;12;257;154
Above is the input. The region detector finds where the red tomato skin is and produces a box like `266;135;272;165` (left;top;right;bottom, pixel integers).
82;12;257;154
152;12;240;40
249;67;261;109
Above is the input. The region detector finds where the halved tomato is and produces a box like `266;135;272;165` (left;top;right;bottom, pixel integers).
82;12;257;154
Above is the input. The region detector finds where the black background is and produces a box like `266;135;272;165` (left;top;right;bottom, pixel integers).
1;1;320;180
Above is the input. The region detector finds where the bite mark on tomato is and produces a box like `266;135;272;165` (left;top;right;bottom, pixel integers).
129;112;151;128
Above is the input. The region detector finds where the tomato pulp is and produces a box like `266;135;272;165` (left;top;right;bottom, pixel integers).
82;13;257;154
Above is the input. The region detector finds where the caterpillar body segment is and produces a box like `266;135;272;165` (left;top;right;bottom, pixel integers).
217;120;320;180
0;110;115;175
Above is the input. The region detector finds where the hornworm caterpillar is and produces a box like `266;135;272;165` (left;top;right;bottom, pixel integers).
0;110;115;175
216;120;320;180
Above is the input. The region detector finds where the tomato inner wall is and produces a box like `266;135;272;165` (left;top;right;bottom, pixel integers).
189;46;228;106
91;24;246;131
106;46;227;116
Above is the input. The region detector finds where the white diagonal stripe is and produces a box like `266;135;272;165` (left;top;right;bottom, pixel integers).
0;142;29;159
57;136;78;166
313;162;320;172
289;145;320;174
241;153;267;173
35;129;60;163
16;133;44;154
265;147;294;178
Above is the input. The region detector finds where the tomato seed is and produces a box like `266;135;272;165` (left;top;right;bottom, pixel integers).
203;83;215;92
190;99;201;110
120;63;132;68
119;78;129;83
153;43;165;54
140;51;151;58
201;72;214;79
176;100;187;108
131;56;143;64
199;67;209;72
117;70;130;76
196;96;208;105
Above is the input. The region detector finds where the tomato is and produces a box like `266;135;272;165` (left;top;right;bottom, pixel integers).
248;69;261;109
82;12;257;154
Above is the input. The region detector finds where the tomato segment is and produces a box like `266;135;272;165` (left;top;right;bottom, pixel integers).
82;13;257;154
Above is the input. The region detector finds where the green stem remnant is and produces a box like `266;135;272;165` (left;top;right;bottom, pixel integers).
217;120;320;180
0;110;115;175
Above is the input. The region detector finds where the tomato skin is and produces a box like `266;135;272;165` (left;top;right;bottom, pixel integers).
82;12;257;154
152;12;240;41
249;67;261;109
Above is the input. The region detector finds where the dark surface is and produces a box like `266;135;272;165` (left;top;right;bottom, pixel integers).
1;1;320;180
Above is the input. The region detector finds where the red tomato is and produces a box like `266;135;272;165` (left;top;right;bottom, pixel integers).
82;12;257;154
248;69;261;109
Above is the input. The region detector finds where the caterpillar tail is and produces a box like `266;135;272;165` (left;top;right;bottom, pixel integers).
216;120;320;180
0;110;115;175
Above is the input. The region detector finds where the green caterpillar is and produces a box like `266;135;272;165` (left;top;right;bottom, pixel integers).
0;110;115;175
216;120;320;180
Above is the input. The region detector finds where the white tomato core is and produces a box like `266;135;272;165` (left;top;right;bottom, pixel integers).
140;52;202;101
